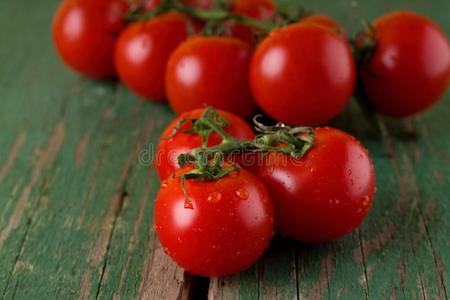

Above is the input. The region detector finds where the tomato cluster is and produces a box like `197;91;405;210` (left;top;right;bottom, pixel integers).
152;107;376;277
52;0;449;120
51;0;448;277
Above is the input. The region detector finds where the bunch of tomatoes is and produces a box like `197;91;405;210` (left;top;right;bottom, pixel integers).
52;0;449;277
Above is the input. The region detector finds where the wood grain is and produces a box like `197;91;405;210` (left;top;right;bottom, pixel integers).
0;0;448;299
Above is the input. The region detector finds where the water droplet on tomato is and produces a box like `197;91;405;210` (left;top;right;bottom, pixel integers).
235;188;249;200
207;192;222;203
362;196;370;207
349;179;354;186
161;179;168;188
164;247;171;255
347;169;352;176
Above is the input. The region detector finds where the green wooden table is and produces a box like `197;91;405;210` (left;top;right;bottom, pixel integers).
0;0;449;299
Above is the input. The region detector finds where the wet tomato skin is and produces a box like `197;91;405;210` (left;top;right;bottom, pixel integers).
255;127;376;243
361;11;450;117
155;108;255;180
166;36;256;118
52;0;129;79
115;13;193;101
250;23;356;125
154;167;274;277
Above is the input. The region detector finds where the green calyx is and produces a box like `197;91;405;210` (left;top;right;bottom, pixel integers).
173;107;315;208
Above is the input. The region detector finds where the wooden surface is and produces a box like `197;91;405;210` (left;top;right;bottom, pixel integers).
0;0;449;299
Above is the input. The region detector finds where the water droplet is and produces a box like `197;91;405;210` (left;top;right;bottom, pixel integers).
235;188;249;200
310;167;315;173
177;237;182;243
362;196;370;207
347;169;352;176
207;192;222;203
164;247;171;255
349;179;354;186
161;180;168;188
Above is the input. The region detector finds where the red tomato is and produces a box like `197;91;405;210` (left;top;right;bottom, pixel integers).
250;23;356;125
255;127;376;243
154;166;274;277
230;0;276;44
301;14;344;37
115;13;193;101
155;108;255;180
166;36;256;118
360;11;450;117
52;0;129;79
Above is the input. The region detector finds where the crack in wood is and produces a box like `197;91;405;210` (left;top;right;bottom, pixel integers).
79;153;136;300
112;178;154;300
302;253;334;300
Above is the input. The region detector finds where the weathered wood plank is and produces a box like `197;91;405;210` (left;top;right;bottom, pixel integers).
0;0;448;299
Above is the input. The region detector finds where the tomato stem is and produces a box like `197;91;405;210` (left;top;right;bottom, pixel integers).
125;0;276;33
173;107;315;207
176;108;315;173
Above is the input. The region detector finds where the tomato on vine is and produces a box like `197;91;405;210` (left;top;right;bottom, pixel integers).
154;165;274;277
250;22;356;125
301;14;344;37
155;108;254;180
255;127;376;243
358;11;450;117
52;0;129;79
166;36;256;118
230;0;276;44
115;12;194;101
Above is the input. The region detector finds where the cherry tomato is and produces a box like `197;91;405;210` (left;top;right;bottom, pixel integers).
301;14;344;37
255;127;376;243
115;13;193;101
52;0;129;79
360;11;450;117
154;166;274;277
155;108;255;180
166;36;256;118
230;0;276;44
250;23;356;125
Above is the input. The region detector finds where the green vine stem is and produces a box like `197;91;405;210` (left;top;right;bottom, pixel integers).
125;0;277;33
173;108;315;208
